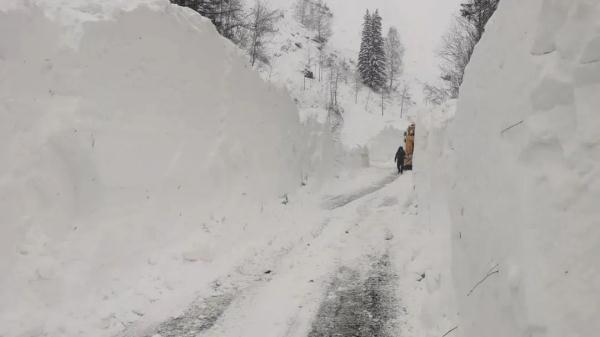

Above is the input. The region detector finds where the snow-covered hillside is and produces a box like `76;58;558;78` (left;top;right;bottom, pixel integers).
266;21;413;150
261;0;461;82
253;5;414;150
231;0;463;163
243;0;421;151
0;1;332;336
441;1;600;336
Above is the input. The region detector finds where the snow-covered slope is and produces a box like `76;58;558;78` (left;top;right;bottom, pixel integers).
447;1;600;336
0;1;331;336
413;100;459;337
264;0;461;84
251;1;415;154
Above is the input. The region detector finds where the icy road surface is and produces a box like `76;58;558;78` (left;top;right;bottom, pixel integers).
122;168;440;337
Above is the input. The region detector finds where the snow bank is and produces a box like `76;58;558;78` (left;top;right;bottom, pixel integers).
448;1;600;336
413;101;458;337
0;1;329;335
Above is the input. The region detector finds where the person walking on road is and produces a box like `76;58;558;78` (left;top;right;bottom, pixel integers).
394;146;405;175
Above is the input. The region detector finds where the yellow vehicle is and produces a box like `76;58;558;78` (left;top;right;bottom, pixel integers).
403;123;415;170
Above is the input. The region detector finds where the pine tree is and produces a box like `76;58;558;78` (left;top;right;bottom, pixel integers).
358;10;372;87
369;10;386;91
358;9;386;91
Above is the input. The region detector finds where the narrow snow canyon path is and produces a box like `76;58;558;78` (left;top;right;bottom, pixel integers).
127;168;426;337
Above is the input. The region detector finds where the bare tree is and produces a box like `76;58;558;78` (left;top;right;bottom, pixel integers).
247;1;280;67
172;0;246;43
422;83;450;105
293;0;333;44
438;16;478;98
325;55;346;133
436;1;500;99
218;0;248;44
294;0;310;25
317;45;325;81
384;26;404;92
326;55;348;111
312;0;333;44
354;73;361;103
351;60;362;103
399;84;414;118
302;40;315;90
460;0;500;40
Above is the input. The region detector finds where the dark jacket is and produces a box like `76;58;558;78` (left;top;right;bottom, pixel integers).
395;146;405;164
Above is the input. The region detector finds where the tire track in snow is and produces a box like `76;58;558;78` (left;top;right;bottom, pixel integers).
136;250;284;337
135;173;407;337
149;292;235;337
307;254;400;337
322;173;399;210
134;220;333;337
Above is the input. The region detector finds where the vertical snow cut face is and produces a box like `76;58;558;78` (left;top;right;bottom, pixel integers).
0;2;319;336
449;1;600;337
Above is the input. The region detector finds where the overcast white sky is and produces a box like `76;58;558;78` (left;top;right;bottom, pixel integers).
325;0;462;84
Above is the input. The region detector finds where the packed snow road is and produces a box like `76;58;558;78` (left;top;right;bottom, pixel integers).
124;168;425;337
322;172;400;210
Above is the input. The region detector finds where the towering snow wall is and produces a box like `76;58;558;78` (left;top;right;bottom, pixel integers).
0;1;330;335
449;1;600;336
413;101;459;337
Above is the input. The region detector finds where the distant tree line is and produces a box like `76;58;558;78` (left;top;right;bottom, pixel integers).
171;0;281;67
424;0;500;104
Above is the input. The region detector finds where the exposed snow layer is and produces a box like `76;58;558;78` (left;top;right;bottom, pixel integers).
447;1;600;336
0;2;332;336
